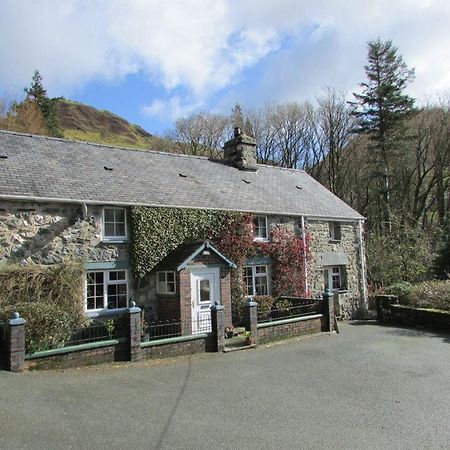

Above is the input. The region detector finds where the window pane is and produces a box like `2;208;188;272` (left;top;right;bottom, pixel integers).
158;272;165;283
86;273;94;284
167;282;175;293
324;269;329;290
118;283;127;295
117;295;127;309
87;297;95;310
115;209;125;223
199;279;210;302
167;272;175;282
109;271;117;281
105;223;115;236
95;285;103;297
104;209;115;222
255;276;268;295
256;266;266;274
157;281;165;293
115;223;125;237
95;272;104;283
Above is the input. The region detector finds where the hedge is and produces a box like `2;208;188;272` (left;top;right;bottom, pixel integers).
0;262;86;353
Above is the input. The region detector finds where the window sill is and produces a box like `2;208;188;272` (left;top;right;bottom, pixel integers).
85;307;129;318
253;238;269;243
102;238;130;244
328;239;341;244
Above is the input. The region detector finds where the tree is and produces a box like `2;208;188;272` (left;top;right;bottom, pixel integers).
24;70;63;137
351;39;416;232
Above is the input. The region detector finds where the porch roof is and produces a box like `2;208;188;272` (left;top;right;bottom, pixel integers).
155;240;236;272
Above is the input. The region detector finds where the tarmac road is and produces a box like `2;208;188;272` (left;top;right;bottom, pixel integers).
1;322;449;450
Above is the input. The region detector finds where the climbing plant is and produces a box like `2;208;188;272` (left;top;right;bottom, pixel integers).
130;206;311;322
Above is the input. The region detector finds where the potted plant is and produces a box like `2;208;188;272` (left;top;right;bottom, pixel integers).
243;330;254;345
225;326;234;339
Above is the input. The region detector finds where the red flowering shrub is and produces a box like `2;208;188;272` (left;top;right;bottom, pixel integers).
269;227;311;297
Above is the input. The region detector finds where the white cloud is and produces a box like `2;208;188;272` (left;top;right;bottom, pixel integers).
0;0;449;119
142;96;201;121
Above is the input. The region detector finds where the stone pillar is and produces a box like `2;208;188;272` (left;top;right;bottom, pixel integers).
322;290;334;332
210;302;225;352
127;302;142;362
245;300;258;345
7;312;26;372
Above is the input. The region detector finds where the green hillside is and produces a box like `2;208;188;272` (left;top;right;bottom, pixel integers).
56;99;173;151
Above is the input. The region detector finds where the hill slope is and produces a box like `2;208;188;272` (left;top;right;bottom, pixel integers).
56;99;172;151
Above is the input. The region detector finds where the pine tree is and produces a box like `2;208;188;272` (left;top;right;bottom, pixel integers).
25;70;63;137
351;39;415;232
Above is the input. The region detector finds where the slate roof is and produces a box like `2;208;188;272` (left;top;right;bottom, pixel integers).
0;130;363;220
155;241;236;271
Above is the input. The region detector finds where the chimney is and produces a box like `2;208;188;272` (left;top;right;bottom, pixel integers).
223;127;258;171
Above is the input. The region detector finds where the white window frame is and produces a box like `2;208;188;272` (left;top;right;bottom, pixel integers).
243;265;270;297
156;271;177;295
85;269;129;312
253;215;269;241
102;207;128;241
329;222;342;242
323;265;346;292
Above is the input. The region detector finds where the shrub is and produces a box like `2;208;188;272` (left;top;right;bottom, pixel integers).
400;281;450;312
253;295;275;320
385;282;412;302
0;262;86;353
0;303;78;353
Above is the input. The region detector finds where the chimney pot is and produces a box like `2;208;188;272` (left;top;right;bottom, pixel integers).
234;127;241;137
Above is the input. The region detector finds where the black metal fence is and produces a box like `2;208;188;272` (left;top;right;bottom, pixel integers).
257;297;321;324
65;316;127;347
144;313;212;341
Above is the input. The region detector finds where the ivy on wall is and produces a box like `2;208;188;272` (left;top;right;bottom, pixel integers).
130;206;311;321
130;206;242;278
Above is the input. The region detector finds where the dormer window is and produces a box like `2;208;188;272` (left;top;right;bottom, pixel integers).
253;216;268;241
329;222;341;242
103;207;127;241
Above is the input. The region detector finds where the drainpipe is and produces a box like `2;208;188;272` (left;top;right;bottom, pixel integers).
301;215;309;295
358;219;368;316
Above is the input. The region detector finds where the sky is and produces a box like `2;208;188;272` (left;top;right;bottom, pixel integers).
1;0;449;136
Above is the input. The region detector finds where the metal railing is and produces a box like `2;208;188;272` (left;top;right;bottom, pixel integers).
145;314;212;341
257;297;321;324
64;317;127;347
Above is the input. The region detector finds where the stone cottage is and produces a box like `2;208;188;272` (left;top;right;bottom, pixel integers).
0;128;367;328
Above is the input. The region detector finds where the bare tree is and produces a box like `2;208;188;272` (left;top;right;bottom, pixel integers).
169;111;230;157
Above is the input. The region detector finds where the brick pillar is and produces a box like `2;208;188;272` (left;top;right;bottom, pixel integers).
210;302;225;352
7;312;26;372
128;302;142;362
322;290;334;332
244;300;258;345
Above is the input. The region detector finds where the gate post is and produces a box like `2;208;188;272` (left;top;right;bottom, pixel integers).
245;299;258;345
322;290;334;332
210;302;225;352
127;302;142;362
7;312;26;372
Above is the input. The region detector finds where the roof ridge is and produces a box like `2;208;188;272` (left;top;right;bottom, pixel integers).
0;128;212;161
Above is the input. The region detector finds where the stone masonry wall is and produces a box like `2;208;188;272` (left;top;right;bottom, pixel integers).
307;220;361;318
0;201;129;265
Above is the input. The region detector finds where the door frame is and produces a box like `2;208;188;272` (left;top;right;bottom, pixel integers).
190;267;221;332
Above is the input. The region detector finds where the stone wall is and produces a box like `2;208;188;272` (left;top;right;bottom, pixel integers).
307;220;362;318
0;201;129;265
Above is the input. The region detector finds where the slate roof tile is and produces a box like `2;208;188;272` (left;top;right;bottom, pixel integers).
0;130;363;219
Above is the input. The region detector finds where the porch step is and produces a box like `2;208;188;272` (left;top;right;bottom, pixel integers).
223;343;257;353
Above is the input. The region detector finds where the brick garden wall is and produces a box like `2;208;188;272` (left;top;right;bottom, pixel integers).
140;337;207;359
257;316;323;344
25;343;128;370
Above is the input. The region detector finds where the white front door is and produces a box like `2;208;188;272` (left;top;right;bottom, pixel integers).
191;268;220;334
